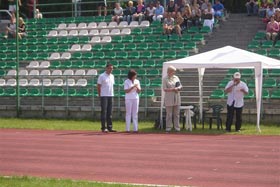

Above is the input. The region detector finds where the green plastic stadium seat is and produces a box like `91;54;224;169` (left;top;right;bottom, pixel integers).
161;42;172;50
119;60;131;68
142;27;152;35
137;43;148;50
268;49;280;58
92;44;103;51
247;41;260;50
67;88;77;97
148;69;160;76
254;32;266;40
114;43;125;51
262;89;270;99
137;69;146;76
20;88;28;96
141;51;152;59
218;78;230;88
112;35;122;43
141;89;155;97
164;51;176;59
188;26;199;33
242;69;254;76
28;88;41;96
200;26;211;33
126;43;137;50
4;88;16;96
210;89;224;99
145;60;156;68
134;35;145;43
263;78;277;87
131;27;142;35
76;88;90;97
122;35;134;43
181;34;192;41
129;51;140;59
270;89;280;99
103;43;114;51
192;33;204;42
255;49;267;56
150;78;162;87
262;41;273;48
270;69;280;76
176;51;189;58
131;61;143;68
244;89;255;99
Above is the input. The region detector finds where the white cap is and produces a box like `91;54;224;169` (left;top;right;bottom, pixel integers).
233;72;241;79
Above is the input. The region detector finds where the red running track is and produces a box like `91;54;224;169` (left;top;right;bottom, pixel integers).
0;129;279;187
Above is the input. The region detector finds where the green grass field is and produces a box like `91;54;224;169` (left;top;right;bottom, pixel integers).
0;117;279;135
0;118;279;187
0;176;148;187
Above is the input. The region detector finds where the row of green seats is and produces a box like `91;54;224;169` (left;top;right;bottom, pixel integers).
0;87;155;97
210;89;280;99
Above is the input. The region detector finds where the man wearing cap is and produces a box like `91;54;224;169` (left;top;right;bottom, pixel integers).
224;72;249;132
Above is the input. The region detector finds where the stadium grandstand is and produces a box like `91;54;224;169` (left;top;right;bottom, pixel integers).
0;0;280;124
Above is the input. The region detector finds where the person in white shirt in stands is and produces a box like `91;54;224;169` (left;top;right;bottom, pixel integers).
124;69;141;133
224;72;249;132
97;64;116;133
35;8;43;19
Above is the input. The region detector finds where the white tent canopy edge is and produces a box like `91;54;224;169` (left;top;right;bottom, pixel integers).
161;46;280;132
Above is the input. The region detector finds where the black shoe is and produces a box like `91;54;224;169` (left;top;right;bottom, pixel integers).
108;129;117;132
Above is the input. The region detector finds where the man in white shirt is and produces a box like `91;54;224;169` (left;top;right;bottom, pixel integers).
97;64;116;132
224;72;248;132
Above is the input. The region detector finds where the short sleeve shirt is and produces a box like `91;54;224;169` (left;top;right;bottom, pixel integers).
97;72;115;97
225;80;248;108
124;79;141;100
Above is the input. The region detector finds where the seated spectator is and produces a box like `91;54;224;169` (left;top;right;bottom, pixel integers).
263;3;275;23
112;2;123;23
182;3;192;29
175;12;184;37
178;0;187;13
98;0;107;16
145;3;156;22
123;1;136;24
275;8;280;22
3;15;16;39
35;8;43;19
163;12;175;36
18;17;27;39
165;0;178;18
202;2;215;31
276;0;280;8
8;0;22;14
246;0;258;16
212;0;224;19
191;1;202;26
153;1;164;22
258;0;269;18
266;15;279;42
132;0;145;23
201;0;209;11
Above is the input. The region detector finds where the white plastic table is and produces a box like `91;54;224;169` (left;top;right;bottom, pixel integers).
180;105;194;131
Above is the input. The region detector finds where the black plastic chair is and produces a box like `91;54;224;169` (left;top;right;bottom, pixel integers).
202;104;224;130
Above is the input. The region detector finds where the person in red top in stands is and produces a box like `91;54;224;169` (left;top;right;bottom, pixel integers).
266;15;279;42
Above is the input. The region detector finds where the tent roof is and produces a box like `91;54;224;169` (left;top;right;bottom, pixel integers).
163;46;280;69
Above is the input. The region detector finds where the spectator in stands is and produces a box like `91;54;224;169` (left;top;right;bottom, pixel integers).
165;0;178;18
246;0;258;16
124;69;141;133
8;0;22;14
263;2;275;23
98;0;107;16
34;8;43;19
123;1;136;24
212;0;224;19
190;1;202;26
182;3;192;29
153;1;164;22
274;8;280;21
132;0;145;23
265;15;279;42
3;14;16;39
175;11;184;36
163;65;182;132
27;0;38;18
112;2;123;23
97;64;116;133
202;2;215;31
163;12;174;36
275;0;280;8
201;0;209;11
224;72;248;132
258;0;269;18
18;17;27;39
145;2;156;22
178;0;187;13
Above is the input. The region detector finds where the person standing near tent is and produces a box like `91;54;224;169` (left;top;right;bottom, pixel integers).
224;72;249;132
163;65;182;132
124;69;141;133
97;64;116;133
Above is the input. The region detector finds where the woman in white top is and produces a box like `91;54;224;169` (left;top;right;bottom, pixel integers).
124;69;141;132
202;2;215;31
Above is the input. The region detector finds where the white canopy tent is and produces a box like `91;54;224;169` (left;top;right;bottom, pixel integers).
161;46;280;132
